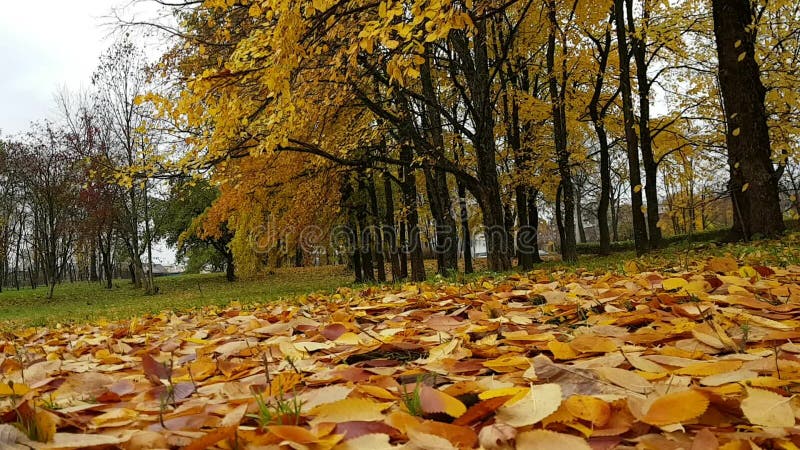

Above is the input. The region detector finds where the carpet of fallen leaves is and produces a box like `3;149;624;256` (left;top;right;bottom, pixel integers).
3;256;800;449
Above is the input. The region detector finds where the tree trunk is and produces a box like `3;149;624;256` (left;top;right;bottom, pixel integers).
627;0;663;249
556;184;566;259
712;0;784;238
596;124;612;255
457;181;473;274
576;188;587;244
89;239;99;282
419;49;459;276
614;0;649;255
547;0;577;263
515;185;533;270
340;179;364;283
383;172;402;281
399;220;409;279
400;146;426;281
225;253;236;282
294;246;303;268
366;174;386;282
527;189;543;263
355;198;375;283
450;25;512;272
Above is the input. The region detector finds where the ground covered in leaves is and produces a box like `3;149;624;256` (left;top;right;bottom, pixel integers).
4;247;800;448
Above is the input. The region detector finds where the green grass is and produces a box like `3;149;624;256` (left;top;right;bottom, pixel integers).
3;227;800;331
0;266;352;330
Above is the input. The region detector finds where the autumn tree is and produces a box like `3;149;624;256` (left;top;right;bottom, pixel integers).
711;0;784;238
93;39;160;293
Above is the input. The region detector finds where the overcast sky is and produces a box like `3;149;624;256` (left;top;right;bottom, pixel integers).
0;1;147;136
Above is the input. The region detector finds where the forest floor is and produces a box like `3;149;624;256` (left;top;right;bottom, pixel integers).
3;234;800;448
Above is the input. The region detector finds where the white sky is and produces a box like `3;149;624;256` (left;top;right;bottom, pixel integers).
0;0;177;265
0;1;151;136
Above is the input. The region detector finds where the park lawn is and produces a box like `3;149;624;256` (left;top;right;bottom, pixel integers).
2;230;800;330
0;265;352;329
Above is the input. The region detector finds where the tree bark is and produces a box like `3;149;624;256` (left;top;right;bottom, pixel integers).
614;0;649;255
400;146;426;281
627;0;662;248
366;174;386;282
712;0;784;238
527;189;543;263
382;172;401;281
225;253;236;282
547;0;577;263
556;184;566;259
450;25;512;271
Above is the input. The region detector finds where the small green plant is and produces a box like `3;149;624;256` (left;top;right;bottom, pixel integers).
400;379;424;417
739;322;750;353
39;394;61;411
247;387;303;428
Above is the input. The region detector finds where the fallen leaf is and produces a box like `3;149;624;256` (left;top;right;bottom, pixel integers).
495;383;562;427
642;390;710;426
516;430;592;450
741;387;795;427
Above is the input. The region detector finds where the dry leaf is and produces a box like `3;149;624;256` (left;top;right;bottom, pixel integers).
516;430;592;450
642;390;710;426
564;395;611;426
419;386;467;418
595;367;654;394
495;383;562;427
741;387;795;427
310;398;391;424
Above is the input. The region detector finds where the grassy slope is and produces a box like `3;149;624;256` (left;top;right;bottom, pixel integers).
0;266;351;329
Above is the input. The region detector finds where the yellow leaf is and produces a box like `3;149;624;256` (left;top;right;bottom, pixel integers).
741;183;749;192
738;52;746;62
90;408;138;429
674;360;743;377
569;335;617;354
662;277;688;291
309;398;391;425
34;410;57;442
624;260;640;275
496;384;562;427
548;341;580;360
741;387;795;427
482;355;530;373
642;390;709;426
564;395;611;426
0;383;30;397
634;184;642;193
732;128;741;136
478;387;528;400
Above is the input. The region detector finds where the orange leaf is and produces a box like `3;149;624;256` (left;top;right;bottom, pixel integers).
411;420;477;449
452;396;512;426
674;360;743;377
642;390;709;426
564;395;611;426
548;341;580;360
267;425;318;444
183;425;237;450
